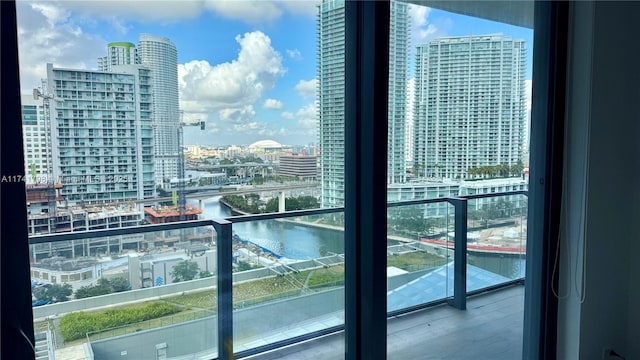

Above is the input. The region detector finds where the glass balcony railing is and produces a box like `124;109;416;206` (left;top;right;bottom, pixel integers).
28;191;526;360
466;192;528;292
229;210;345;355
386;200;455;313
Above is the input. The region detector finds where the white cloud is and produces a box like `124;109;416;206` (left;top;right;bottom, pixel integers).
281;111;294;120
178;31;285;120
16;1;106;93
295;102;317;132
278;0;319;18
286;49;302;60
108;17;130;35
204;0;318;24
219;105;256;123
30;3;71;25
408;4;450;46
63;0;319;25
263;98;284;110
233;121;261;132
203;0;282;24
231;121;289;137
60;1;203;23
295;78;317;99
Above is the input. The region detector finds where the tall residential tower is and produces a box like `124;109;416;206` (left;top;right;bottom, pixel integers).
387;0;410;184
317;0;409;207
97;42;141;72
21;95;49;183
138;34;181;187
413;34;526;180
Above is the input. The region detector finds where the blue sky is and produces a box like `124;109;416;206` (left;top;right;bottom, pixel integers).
16;0;532;146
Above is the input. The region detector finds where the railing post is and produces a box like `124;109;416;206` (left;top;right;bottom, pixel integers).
448;197;467;310
213;219;233;360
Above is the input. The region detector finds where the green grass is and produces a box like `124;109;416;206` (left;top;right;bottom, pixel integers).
86;308;213;342
59;301;181;342
53;256;445;347
290;265;344;288
168;291;216;309
387;251;447;271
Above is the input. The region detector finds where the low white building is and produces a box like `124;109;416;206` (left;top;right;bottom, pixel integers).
386;177;528;217
128;248;216;289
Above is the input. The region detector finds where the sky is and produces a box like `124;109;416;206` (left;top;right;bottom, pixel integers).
16;0;533;146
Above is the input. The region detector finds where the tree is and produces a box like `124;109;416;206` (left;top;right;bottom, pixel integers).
74;277;131;299
107;277;131;292
235;261;254;272
264;197;279;213
199;270;213;278
34;283;73;303
75;283;110;299
171;260;200;282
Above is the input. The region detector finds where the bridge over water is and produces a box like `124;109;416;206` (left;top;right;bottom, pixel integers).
135;183;319;206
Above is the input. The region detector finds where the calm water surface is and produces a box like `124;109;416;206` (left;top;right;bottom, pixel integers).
191;197;525;279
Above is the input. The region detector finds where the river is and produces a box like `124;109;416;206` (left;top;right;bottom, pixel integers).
192;197;344;259
190;197;525;279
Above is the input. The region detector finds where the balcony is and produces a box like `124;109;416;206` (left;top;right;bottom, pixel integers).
242;285;523;360
28;191;526;360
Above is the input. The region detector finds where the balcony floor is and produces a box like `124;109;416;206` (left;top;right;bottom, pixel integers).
240;284;524;360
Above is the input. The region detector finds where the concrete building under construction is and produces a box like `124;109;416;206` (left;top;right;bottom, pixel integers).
144;205;203;224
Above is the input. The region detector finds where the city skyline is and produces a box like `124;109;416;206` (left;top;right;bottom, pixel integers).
16;0;532;146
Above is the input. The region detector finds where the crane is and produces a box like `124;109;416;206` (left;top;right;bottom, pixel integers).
176;111;205;221
33;80;59;230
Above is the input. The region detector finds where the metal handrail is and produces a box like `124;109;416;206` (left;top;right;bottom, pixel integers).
27;191;527;244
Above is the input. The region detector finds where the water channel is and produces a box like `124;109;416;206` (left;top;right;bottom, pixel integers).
190;196;526;280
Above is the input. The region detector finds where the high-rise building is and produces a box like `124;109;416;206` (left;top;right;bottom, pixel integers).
405;78;415;172
97;42;141;72
317;0;345;208
413;34;526;180
317;0;409;207
138;34;181;187
46;63;155;204
388;0;410;184
21;95;50;184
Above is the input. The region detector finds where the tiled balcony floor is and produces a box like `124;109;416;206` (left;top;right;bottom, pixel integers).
240;284;524;360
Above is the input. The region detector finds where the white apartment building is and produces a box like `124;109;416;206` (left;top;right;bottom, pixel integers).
414;34;527;180
21;95;50;184
97;42;141;72
388;0;410;184
46;63;155;204
138;34;181;187
405;78;415;170
318;0;409;207
388;177;528;217
318;0;346;208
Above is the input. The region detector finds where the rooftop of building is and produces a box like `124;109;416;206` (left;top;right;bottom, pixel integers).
28;203;140;220
144;205;203;218
248;140;283;150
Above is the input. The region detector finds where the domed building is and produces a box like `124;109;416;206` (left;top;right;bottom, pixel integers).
248;140;284;152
